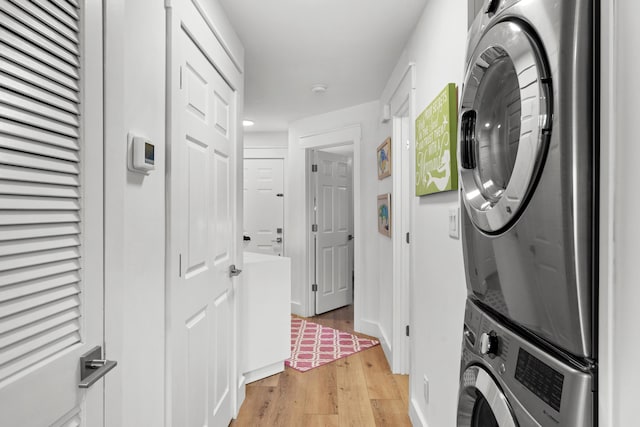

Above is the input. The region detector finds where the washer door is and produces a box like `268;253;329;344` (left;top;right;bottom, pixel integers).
457;366;517;427
459;21;551;234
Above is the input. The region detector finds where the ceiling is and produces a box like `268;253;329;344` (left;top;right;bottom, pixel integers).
218;0;428;132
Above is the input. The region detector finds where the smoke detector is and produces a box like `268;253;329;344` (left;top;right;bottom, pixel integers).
311;84;328;94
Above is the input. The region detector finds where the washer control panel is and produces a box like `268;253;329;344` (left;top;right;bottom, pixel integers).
514;348;564;412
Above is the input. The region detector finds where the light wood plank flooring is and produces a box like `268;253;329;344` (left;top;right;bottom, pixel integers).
231;305;411;426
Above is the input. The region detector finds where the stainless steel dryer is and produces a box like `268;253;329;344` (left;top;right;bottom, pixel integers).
458;0;596;360
458;300;594;426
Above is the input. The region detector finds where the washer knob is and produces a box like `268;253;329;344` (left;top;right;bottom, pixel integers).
485;0;500;14
479;331;499;356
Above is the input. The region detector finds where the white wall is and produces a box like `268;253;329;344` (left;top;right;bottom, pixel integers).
375;122;395;357
600;1;640;425
104;0;166;426
381;1;468;426
287;102;381;328
244;131;288;149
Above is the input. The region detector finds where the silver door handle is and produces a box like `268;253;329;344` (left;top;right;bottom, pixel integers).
271;237;283;243
79;346;117;389
229;264;242;277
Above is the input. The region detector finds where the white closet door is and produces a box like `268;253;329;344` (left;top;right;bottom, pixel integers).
0;1;104;425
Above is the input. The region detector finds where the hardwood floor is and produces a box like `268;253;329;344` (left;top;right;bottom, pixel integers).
231;305;411;426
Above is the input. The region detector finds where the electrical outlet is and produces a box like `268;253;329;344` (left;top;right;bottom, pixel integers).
423;375;429;404
448;206;459;239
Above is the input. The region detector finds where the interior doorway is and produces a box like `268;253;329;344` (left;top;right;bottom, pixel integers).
311;147;355;315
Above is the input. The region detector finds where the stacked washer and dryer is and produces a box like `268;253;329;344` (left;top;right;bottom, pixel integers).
456;0;597;425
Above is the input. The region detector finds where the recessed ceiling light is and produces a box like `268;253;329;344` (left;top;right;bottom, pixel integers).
243;120;255;127
311;84;328;94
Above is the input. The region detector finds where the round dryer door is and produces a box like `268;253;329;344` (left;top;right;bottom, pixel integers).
457;366;517;427
459;20;551;234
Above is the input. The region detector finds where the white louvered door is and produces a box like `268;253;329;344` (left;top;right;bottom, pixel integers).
0;0;104;426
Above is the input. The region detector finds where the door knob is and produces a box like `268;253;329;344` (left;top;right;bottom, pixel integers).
243;235;251;241
271;237;283;243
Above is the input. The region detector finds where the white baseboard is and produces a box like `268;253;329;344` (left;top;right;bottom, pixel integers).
357;318;392;366
291;300;304;316
410;397;428;427
243;361;285;384
235;374;246;417
356;318;381;338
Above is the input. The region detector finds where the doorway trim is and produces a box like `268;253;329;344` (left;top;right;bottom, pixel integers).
383;63;415;374
298;125;361;318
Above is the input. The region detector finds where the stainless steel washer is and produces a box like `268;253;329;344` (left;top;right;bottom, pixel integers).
458;0;596;360
457;300;594;427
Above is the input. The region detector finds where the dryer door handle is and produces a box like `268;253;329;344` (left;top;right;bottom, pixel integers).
461;110;477;170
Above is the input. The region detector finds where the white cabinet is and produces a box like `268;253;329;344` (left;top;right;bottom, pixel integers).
241;252;291;383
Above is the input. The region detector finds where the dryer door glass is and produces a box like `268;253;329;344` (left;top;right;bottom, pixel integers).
457;366;517;427
459;21;551;234
471;395;499;427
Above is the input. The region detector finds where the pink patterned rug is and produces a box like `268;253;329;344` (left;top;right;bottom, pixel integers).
286;317;380;372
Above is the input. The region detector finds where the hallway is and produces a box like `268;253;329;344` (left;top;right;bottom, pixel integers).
232;306;411;426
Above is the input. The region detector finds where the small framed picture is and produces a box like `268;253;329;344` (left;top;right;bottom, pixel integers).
377;193;391;237
377;137;391;179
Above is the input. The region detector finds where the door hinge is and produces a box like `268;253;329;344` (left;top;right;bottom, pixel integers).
406;232;410;244
312;284;318;292
312;224;318;232
406;325;410;337
229;264;242;277
178;253;182;277
179;66;183;89
311;164;318;172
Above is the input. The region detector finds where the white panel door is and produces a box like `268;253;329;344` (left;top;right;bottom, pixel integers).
243;158;284;256
0;0;105;426
315;151;353;314
168;24;236;427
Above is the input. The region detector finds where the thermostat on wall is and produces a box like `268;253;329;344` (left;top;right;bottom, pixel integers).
128;135;155;174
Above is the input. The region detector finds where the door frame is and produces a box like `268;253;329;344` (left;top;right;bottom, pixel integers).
82;0;106;424
300;126;361;316
384;63;415;374
165;0;245;421
244;148;288;255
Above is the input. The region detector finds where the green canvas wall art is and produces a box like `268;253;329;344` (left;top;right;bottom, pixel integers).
415;83;458;196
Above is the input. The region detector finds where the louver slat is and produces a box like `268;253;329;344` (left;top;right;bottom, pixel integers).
1;89;80;127
0;134;80;162
0;30;79;79
0;43;80;92
0;0;83;384
0;10;79;66
0;223;79;241
0;180;80;198
0;211;80;226
0;0;79;56
0;258;80;288
50;0;79;21
0;60;80;106
0;104;79;138
0;235;80;257
0;147;79;174
8;0;79;44
30;0;79;33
